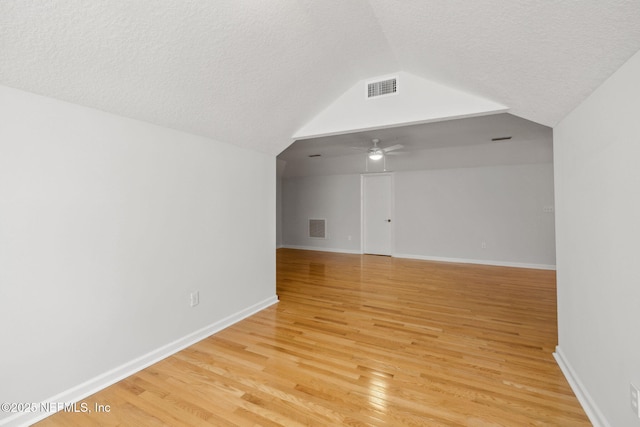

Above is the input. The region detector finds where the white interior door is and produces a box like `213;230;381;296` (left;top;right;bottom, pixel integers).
362;174;393;255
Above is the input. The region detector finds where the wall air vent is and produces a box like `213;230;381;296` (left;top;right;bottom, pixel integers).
491;136;513;142
309;219;326;239
367;78;397;98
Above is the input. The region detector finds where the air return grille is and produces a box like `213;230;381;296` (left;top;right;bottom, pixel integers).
309;219;326;239
367;78;397;97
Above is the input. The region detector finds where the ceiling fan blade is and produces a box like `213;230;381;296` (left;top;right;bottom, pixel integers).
385;151;404;156
382;144;403;153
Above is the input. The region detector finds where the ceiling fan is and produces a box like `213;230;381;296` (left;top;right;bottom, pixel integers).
352;138;405;172
365;138;404;160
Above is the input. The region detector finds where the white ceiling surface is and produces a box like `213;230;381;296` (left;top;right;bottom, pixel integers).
278;114;554;178
279;113;550;161
2;1;640;155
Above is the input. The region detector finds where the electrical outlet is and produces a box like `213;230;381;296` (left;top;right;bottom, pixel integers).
190;291;199;307
348;235;352;241
481;241;487;249
631;383;640;417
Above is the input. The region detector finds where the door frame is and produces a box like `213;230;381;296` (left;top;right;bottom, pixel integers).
361;172;395;256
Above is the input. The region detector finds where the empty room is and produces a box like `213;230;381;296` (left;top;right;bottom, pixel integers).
2;2;640;426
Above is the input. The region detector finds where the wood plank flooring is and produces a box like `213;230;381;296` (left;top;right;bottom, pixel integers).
37;249;590;426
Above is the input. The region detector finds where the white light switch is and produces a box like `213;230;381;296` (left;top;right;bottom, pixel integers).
190;291;199;307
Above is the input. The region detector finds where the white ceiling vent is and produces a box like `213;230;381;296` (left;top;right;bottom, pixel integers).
309;219;326;239
367;78;397;98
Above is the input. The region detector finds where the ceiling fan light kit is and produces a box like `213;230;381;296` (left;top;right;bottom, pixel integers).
369;151;383;160
366;138;403;161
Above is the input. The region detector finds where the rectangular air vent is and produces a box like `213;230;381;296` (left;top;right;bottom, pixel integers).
367;78;397;98
309;219;326;239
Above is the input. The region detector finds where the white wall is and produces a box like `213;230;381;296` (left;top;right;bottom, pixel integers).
0;86;276;426
554;49;640;427
294;71;507;139
281;162;556;268
282;174;361;253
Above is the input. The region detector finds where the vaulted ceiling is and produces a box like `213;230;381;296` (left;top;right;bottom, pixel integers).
2;1;639;155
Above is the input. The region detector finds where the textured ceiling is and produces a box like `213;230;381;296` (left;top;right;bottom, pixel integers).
1;1;639;155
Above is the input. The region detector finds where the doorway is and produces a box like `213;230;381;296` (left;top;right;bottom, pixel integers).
362;173;394;255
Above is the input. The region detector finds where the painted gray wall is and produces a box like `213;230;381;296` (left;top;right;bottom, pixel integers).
282;174;361;252
395;164;556;267
276;159;286;248
554;49;640;427
0;85;276;423
281;141;556;268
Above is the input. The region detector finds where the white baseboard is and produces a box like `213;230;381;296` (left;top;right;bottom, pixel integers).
1;295;279;427
281;245;361;254
554;346;610;427
394;253;556;270
280;247;556;270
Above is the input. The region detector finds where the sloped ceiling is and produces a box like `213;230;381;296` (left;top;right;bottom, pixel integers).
1;1;639;155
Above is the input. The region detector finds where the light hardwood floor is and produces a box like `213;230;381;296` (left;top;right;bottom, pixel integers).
37;249;590;426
